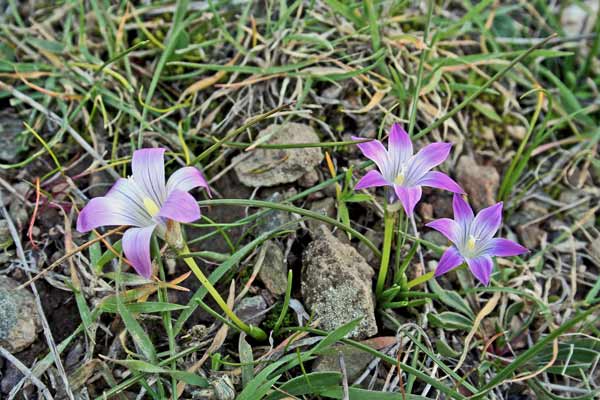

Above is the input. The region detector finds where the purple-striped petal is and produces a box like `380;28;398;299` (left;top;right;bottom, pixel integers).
417;171;464;194
157;189;201;223
435;246;464;277
394;185;422;216
77;197;142;232
352;136;388;173
466;256;494;286
132;148;167;204
426;218;460;244
167;166;211;197
388;123;412;164
122;225;156;279
410;142;452;174
472;202;503;241
355;170;390;189
487;238;528;257
453;194;474;227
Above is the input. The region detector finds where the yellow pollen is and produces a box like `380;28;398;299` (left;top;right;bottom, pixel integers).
394;173;405;185
143;197;160;216
467;235;477;251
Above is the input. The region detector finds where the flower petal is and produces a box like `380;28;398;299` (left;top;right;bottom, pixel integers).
388;123;412;166
355;170;390;190
453;194;474;227
487;238;528;257
132;148;167;204
394;185;422;216
157;189;201;223
352;136;389;174
122;225;156;279
410;142;452;174
472;202;503;240
417;171;464;194
434;246;464;277
426;218;460;244
466;256;494;286
77;197;142;232
167;166;211;197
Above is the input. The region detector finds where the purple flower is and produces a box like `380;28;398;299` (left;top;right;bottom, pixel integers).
354;123;464;215
77;148;210;279
426;194;528;285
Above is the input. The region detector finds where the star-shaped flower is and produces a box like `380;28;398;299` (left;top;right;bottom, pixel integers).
354;123;464;215
77;148;210;278
427;194;528;285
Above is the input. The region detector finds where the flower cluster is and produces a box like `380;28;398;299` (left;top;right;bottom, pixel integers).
354;123;527;285
78;126;527;289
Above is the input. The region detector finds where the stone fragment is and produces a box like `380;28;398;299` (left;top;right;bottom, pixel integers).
233;123;323;187
302;227;377;339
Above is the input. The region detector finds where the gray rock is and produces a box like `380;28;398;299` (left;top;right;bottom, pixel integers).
257;192;294;235
233;123;323;187
313;344;374;383
234;296;267;328
0;276;41;352
258;240;288;296
307;197;336;235
302;227;377;339
456;156;500;211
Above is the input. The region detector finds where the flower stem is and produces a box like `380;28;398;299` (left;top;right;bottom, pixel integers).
180;244;267;341
375;209;396;299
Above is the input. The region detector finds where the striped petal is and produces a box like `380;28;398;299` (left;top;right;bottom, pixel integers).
132;148;167;204
427;218;460;244
122;225;156;279
167;166;211;196
410;142;452;175
352;136;389;174
435;246;464;277
157;189;201;223
487;238;528;257
77;178;153;232
417;171;464;194
472;202;503;241
77;197;141;232
355;170;390;189
452;194;474;227
388;123;413;166
394;185;422;216
466;256;494;286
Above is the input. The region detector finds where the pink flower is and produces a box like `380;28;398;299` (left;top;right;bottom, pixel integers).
354;123;464;215
427;194;528;285
77;148;210;279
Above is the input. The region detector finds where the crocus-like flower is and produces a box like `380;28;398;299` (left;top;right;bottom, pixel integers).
354;123;464;215
427;194;528;285
77;148;210;279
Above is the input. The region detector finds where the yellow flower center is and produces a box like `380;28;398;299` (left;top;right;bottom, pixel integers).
467;235;477;251
394;172;405;185
143;197;160;217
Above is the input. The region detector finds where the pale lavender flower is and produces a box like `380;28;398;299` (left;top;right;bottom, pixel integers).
427;194;528;285
77;148;210;279
354;123;464;215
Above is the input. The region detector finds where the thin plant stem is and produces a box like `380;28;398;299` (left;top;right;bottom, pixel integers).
375;209;396;299
152;237;178;400
180;244;267;341
410;214;426;274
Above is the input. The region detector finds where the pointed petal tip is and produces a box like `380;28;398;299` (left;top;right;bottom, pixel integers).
122;225;156;279
355;170;390;190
